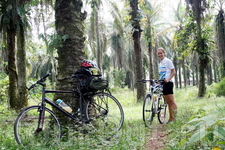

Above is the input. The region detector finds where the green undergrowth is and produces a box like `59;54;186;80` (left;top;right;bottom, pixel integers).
1;85;225;149
166;85;225;150
0;87;147;150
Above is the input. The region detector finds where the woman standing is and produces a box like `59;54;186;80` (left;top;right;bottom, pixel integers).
157;47;177;124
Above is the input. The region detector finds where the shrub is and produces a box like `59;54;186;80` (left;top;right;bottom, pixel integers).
112;69;125;88
215;77;225;96
0;74;9;104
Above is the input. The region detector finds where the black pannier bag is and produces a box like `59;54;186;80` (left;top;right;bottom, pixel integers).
89;76;108;90
74;60;108;92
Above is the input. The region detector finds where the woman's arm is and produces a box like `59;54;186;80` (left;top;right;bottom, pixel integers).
164;68;176;83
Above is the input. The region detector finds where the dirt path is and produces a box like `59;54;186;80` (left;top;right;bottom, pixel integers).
144;124;168;150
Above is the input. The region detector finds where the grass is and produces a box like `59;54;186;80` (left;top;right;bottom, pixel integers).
166;86;225;149
0;109;18;149
0;87;147;150
1;85;225;149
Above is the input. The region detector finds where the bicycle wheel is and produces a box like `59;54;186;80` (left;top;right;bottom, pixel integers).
143;94;155;127
85;92;124;133
14;106;61;148
158;95;167;124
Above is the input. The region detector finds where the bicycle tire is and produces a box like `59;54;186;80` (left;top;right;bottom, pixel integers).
14;106;62;148
143;94;155;127
158;95;167;124
85;92;124;133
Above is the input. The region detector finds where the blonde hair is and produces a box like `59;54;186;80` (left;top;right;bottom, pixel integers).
157;47;166;55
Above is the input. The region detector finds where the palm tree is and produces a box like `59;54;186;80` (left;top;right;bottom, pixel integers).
171;0;184;88
0;0;55;111
129;0;146;102
185;0;210;97
108;0;126;70
141;0;172;80
0;0;28;110
87;0;107;71
16;0;31;110
54;0;87;125
107;0;135;88
214;0;225;78
5;0;19;110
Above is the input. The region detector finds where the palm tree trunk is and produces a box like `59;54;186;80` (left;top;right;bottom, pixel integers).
182;58;187;88
197;23;207;97
95;10;102;70
7;26;18;110
186;0;208;97
130;0;146;102
55;0;86;122
17;23;28;109
198;61;206;97
1;33;8;74
7;0;19;110
174;52;178;88
215;10;225;78
178;58;182;88
148;38;154;79
209;64;213;85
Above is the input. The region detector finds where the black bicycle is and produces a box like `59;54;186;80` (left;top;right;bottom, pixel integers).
14;73;124;147
137;79;167;127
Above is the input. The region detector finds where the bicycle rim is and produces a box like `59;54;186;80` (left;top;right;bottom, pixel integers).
143;94;155;127
158;95;167;124
85;93;124;134
14;106;61;148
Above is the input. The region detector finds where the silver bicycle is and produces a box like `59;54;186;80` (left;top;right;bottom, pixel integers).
138;79;167;127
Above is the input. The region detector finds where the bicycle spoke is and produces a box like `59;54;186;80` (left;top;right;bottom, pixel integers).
14;106;61;148
158;95;167;124
143;94;155;127
85;93;124;134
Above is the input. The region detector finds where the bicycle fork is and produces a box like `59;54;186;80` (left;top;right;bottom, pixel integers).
34;83;47;134
34;106;46;135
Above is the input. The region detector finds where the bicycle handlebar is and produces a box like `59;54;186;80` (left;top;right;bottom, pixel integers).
27;73;51;90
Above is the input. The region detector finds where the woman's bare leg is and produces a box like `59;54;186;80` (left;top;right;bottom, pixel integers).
164;94;177;122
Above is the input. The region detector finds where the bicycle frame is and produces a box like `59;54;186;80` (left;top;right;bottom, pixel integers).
149;83;163;112
152;93;164;113
36;81;86;132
